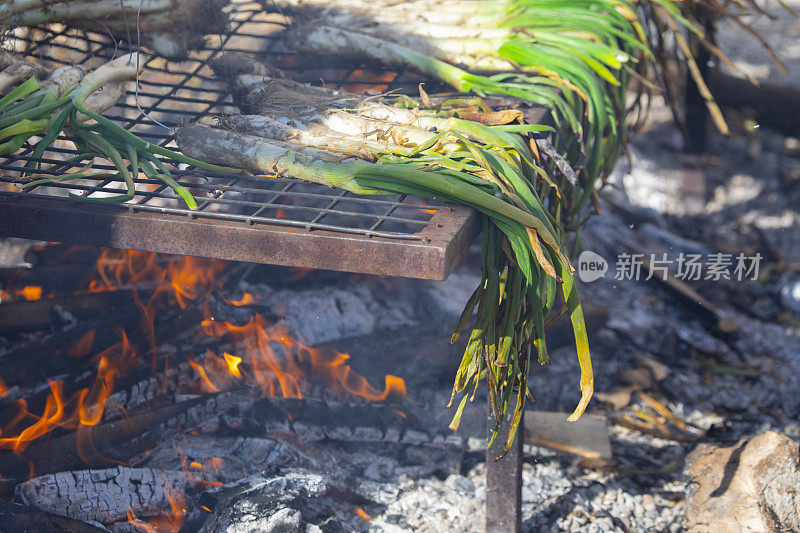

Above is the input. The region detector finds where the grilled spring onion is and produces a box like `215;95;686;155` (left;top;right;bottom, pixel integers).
0;0;230;59
2;53;239;205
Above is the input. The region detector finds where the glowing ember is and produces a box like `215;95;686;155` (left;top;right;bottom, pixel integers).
355;507;373;520
21;285;43;301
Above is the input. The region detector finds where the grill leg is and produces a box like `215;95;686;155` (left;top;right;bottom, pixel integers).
486;398;523;532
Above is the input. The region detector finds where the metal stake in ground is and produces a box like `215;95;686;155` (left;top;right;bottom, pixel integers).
486;396;523;533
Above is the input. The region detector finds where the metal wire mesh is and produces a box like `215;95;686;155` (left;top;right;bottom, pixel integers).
0;0;449;240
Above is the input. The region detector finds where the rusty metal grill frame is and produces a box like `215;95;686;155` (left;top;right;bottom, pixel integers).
0;0;478;280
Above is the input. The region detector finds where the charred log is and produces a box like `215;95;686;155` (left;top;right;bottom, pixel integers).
15;467;190;524
0;500;107;533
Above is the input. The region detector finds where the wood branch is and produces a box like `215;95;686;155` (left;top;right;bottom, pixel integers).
710;73;800;136
523;411;612;467
640;253;738;334
15;466;189;524
0;500;107;533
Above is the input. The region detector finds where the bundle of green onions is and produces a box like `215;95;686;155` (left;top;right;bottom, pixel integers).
2;53;237;203
267;0;785;229
0;0;230;59
174;58;591;453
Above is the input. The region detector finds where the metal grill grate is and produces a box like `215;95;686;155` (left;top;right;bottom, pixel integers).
0;1;478;280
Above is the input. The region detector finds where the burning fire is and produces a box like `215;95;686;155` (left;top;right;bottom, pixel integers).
125;486;186;533
199;311;406;401
0;246;408;531
0;330;138;452
0;247;406;459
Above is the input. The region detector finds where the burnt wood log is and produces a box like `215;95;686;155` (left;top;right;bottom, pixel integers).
236;397;462;447
15;466;190;524
710;73;800;137
0;500;107;533
0;289;141;332
189;470;398;532
0;302;143;393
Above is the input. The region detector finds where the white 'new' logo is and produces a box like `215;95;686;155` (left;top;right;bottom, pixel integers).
578;251;608;283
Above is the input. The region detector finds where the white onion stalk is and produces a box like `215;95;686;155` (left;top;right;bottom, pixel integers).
0;0;230;59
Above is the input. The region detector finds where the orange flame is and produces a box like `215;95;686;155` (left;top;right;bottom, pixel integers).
229;292;255;306
164;489;187;531
76;356;116;426
0;380;64;453
126;510;157;533
126;487;186;533
189;360;221;393
0;330;138;452
93;249;225;354
404;197;437;215
289;267;310;282
223;353;242;379
201;315;406;402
